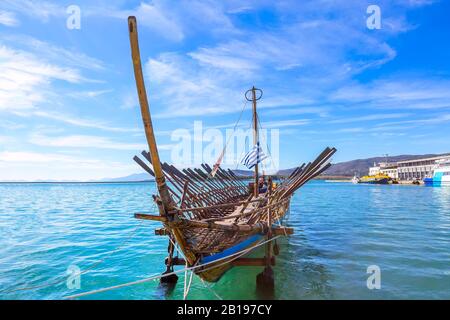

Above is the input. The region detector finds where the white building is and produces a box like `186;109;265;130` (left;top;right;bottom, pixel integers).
368;162;398;179
368;163;380;175
380;164;398;179
397;155;450;181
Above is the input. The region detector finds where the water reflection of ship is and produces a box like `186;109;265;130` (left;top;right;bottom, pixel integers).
278;236;334;299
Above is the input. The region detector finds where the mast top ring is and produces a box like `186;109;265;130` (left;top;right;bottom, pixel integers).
245;87;263;102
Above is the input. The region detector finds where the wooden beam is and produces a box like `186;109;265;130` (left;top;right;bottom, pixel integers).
175;198;263;213
133;155;155;176
136;212;292;235
173;218;293;236
154;227;170;235
128;16;174;214
166;257;186;266
170;257;275;266
272;226;294;236
134;213;167;222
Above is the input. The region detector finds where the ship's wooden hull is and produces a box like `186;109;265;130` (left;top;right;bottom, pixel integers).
196;234;265;282
178;196;291;282
133;147;335;282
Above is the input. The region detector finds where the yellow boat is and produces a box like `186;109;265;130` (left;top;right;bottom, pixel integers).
358;173;391;184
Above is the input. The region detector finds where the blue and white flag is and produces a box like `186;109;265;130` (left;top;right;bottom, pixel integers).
241;142;268;169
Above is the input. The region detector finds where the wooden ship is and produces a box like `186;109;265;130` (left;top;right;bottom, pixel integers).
127;17;336;295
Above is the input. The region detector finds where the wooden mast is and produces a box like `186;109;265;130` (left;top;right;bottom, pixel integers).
251;86;259;197
128;16;174;214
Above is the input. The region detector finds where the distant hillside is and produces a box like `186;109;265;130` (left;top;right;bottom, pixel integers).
98;153;450;181
326;153;449;176
277;153;450;177
100;173;153;182
100;170;253;182
232;169;253;177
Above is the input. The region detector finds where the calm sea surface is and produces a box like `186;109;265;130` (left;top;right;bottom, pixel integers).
0;181;449;300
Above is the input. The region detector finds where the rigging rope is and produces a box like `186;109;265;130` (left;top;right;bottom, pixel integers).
257;115;276;172
209;99;248;178
234;123;252;170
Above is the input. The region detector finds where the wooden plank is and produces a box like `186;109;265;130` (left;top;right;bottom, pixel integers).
174;218;293;236
134;213;167;222
177;198;262;213
133;155;155;176
128;16;174;213
171;257;275;266
272;226;294;236
154;228;170;235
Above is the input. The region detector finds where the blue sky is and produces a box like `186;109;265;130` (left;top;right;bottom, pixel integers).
1;0;450;181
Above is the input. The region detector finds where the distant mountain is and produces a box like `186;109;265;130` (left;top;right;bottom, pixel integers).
98;169;253;182
277;153;450;177
99;173;154;182
232;169;253;177
8;153;447;183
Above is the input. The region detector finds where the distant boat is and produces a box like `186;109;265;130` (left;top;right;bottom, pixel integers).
424;159;450;185
358;173;390;184
351;175;360;184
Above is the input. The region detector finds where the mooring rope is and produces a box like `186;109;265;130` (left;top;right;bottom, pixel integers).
2;220;144;295
169;235;220;300
200;278;223;300
183;261;196;300
168;235;185;260
65;235;281;299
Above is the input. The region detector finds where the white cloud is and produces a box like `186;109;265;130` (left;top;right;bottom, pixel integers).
330;78;450;111
187;13;397;76
0;45;84;113
0;135;12;144
262;106;330;117
189;46;257;72
0;150;86;163
0;10;19;26
146;53;244;118
261;119;310;129
30;111;140;133
94;1;184;42
0;0;64;22
329;113;411;124
136;1;410;120
88;0;240;42
29;133;145;150
7;36;106;71
0;151;137;181
120;91;138;110
0;120;25;130
68;89;113;99
0;40;130;132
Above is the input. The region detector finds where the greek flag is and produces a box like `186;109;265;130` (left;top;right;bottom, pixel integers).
241;142;268;169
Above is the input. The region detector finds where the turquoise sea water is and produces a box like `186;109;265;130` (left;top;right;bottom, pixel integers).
0;181;449;300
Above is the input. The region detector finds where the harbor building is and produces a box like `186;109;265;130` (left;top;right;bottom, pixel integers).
368;162;399;179
397;155;450;181
380;163;398;179
369;164;381;176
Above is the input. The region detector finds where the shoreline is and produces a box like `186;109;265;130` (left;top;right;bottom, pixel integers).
0;175;353;184
0;176;428;185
